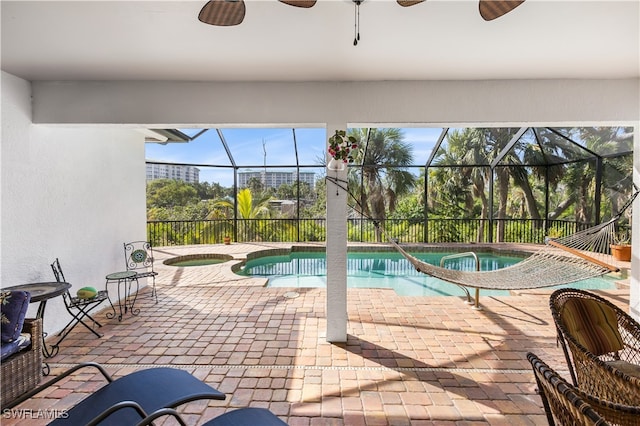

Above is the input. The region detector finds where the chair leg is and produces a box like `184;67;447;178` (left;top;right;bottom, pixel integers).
555;326;578;386
74;309;104;336
151;275;158;303
75;305;103;328
55;305;104;348
56;314;102;342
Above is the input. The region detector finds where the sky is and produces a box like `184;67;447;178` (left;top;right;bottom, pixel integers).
145;127;444;187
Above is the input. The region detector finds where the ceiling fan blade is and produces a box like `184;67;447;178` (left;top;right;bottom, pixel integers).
397;0;425;7
278;1;317;8
479;0;525;21
198;0;246;26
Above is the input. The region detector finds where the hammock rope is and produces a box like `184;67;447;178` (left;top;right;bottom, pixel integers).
388;237;614;291
326;175;637;291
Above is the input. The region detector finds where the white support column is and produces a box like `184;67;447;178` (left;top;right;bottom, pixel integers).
630;124;640;320
325;124;348;343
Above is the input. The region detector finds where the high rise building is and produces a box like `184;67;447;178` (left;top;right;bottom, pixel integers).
146;163;200;183
238;170;315;190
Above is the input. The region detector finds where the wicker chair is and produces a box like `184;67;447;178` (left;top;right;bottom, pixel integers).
528;352;640;426
549;288;640;405
528;352;608;425
1;318;43;408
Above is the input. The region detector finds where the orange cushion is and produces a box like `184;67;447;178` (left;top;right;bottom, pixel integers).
560;298;624;356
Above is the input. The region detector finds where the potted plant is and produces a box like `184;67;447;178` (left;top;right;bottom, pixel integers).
223;235;231;245
327;130;358;171
610;229;631;261
544;227;564;244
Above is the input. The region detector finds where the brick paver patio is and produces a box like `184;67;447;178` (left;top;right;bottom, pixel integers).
3;243;631;425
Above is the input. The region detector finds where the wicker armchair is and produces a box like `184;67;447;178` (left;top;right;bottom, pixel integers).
529;352;640;426
528;352;608;425
1;318;43;408
549;288;640;405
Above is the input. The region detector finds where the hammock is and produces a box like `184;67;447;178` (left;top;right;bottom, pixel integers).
326;175;637;292
388;235;615;291
382;192;637;291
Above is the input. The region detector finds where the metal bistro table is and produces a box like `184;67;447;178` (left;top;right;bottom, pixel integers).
105;271;139;321
1;281;71;367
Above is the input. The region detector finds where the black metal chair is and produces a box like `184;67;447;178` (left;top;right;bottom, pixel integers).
50;258;109;353
123;241;158;303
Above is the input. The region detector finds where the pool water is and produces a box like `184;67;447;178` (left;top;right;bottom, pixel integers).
237;251;617;297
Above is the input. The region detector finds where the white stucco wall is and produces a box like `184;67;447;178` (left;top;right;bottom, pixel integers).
1;72;147;336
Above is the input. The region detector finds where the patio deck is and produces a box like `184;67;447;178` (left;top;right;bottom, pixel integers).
5;243;631;425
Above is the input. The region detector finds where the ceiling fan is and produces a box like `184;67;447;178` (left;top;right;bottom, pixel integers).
198;0;526;27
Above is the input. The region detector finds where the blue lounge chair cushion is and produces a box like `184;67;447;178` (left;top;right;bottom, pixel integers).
49;367;225;425
204;407;288;426
134;406;289;426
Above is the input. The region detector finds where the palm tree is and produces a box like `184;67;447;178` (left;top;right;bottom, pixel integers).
212;188;270;219
210;188;272;242
558;127;634;223
350;128;415;242
432;128;542;242
434;128;491;242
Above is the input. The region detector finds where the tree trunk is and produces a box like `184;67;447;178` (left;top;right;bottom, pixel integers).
496;169;510;242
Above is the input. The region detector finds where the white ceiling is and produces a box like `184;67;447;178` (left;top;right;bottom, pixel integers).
1;0;639;82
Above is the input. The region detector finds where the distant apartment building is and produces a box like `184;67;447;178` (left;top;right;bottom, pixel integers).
146;163;200;183
238;170;315;190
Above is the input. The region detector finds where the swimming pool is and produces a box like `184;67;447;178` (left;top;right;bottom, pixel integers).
236;251;617;296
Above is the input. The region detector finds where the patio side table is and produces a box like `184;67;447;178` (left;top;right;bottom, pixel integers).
105;271;139;321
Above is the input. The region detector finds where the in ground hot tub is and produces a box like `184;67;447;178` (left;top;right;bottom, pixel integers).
163;253;233;267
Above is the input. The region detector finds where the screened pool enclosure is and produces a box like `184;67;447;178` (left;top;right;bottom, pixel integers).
145;126;634;246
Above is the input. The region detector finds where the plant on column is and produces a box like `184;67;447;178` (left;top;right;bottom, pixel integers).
327;130;358;171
